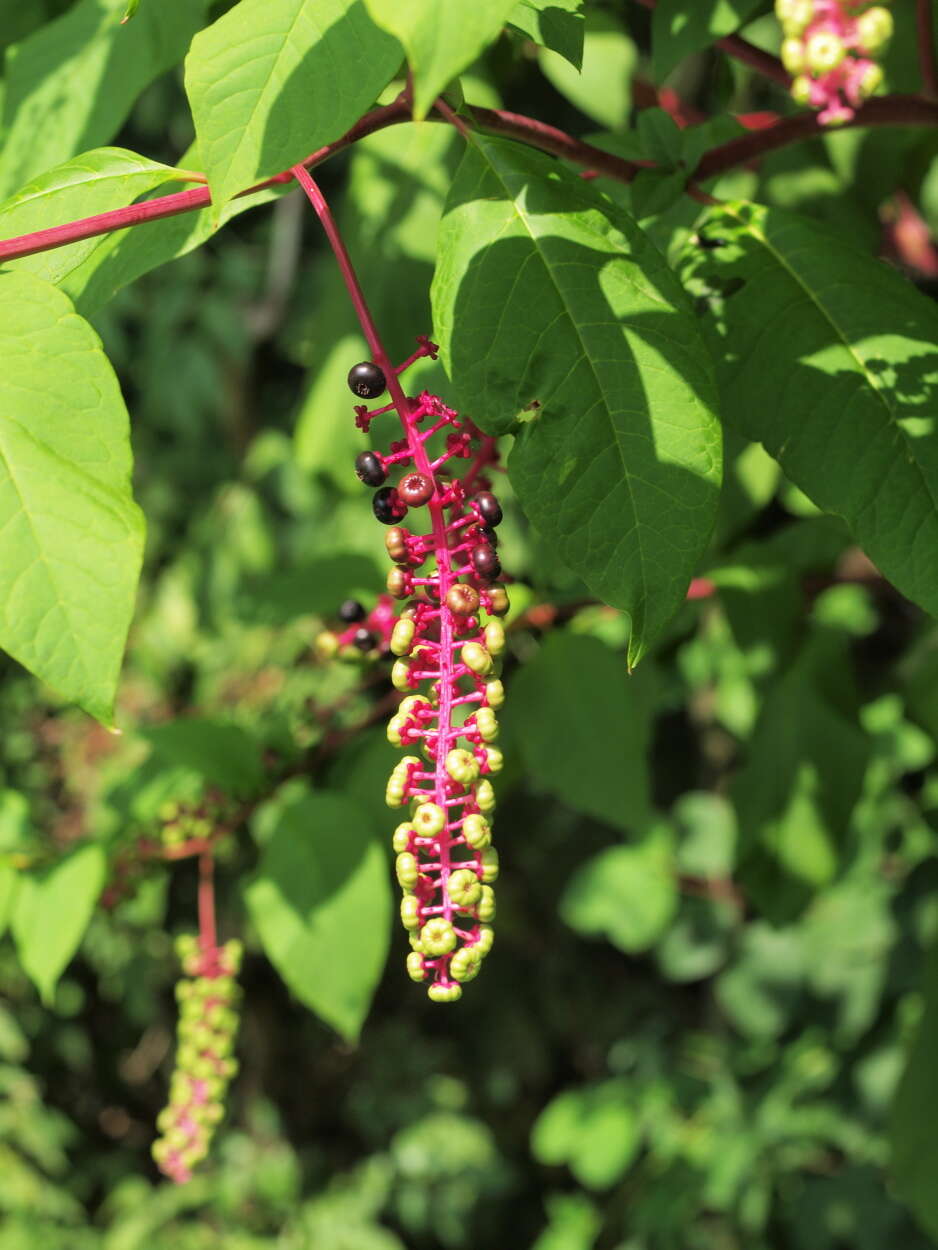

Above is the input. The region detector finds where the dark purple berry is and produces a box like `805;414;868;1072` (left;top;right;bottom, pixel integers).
373;487;407;525
352;627;376;652
338;599;366;624
355;451;387;488
347;361;386;399
475;491;503;527
478;525;498;547
398;471;434;507
471;544;500;582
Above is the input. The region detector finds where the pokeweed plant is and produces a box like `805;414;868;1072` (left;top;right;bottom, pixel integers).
4;0;938;1228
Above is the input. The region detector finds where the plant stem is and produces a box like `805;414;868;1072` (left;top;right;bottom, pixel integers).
4;94;938;266
198;851;217;954
918;0;938;99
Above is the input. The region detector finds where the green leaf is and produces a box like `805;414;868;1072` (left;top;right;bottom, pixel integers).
716;922;804;1040
652;0;765;81
678;201;938;625
0;866;17;938
141;719;265;800
246;790;391;1041
432;137;722;665
0;148;197;286
0;270;145;724
0;0;207;199
11;844;106;1003
503;632;652;833
238;554;383;625
508;0;585;69
560;828;677;953
891;940;938;1240
185;0;401;212
363;0;517;118
538;11;636;129
532;1081;639;1189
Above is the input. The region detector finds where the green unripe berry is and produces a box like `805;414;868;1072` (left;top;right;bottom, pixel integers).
476;779;496;813
315;630;340;660
483;746;504;773
428;982;463;1003
475;707;498;742
450;946;483;983
857;6;892;52
484;679;505;709
462;813;492;849
859;61;884;97
385;777;406;808
461;642;493;675
483;620;506;655
805;31;845;74
406;952;426;982
781;37;806;74
475;924;495;956
775;0;813;34
390;618;416;656
447;867;483;909
790;73;813;105
420;917;458;956
478;884;496;922
396;851;419;890
391;659;413;691
479;846;500;883
400;895;421;930
412;802;446;837
392;822;414;853
386;715;405;746
399;695;428;717
445;748;479;785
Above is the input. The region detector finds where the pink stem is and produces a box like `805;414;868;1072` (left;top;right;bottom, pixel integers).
198;851;217;956
291;165;458;929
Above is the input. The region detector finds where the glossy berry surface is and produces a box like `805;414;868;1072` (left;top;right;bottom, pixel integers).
353;627;376;652
471;544;501;582
347;361;386;399
398;471;434;507
338;599;366;623
355;450;387;487
475;491;503;527
373;487;407;525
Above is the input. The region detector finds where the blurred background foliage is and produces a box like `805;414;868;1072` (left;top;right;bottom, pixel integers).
4;0;938;1247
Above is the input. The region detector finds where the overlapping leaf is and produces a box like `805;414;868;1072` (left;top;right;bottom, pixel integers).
0;270;144;723
433;136;721;665
678;201;938;623
185;0;401;212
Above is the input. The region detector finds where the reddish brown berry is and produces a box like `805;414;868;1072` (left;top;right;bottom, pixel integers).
487;585;510;616
471;544;501;583
475;491;503;527
398;471;434;507
387;567;410;599
446;583;480;616
386;526;410;564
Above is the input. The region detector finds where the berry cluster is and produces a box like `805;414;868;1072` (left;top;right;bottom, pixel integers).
315;594;396;662
152;935;242;1183
345;340;507;1003
777;0;892;125
156;790;237;851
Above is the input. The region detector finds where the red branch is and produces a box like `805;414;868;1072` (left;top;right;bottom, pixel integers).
918;0;938;99
3;92;938;265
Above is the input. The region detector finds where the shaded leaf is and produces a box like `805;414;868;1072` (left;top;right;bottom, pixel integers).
433;136;721;664
508;0;585;69
0;0;207;198
0;270;144;724
538;11;636;129
141;719;265;800
561;828;677;952
11;844;106;1003
891;940;938;1240
652;0;765;81
363;0;517;118
678;201;938;623
246;790;391;1040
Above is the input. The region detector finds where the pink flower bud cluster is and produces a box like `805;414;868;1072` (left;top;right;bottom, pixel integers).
351;338;507;1002
776;0;893;125
152;935;241;1183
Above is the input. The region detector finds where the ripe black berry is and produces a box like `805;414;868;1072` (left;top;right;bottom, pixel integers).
373;487;407;525
398;471;434;507
478;525;498;547
338;599;366;623
347;361;386;399
353;627;376;652
355;451;387;487
475;491;503;527
471;544;501;582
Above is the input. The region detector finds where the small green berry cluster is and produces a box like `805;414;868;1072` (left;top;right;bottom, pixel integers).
152;935;242;1184
157;790;237;851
